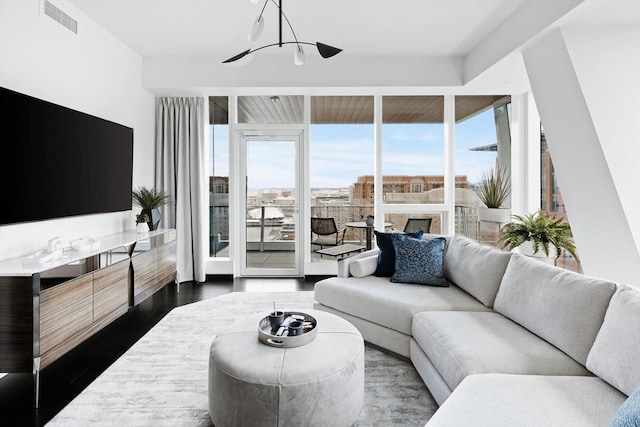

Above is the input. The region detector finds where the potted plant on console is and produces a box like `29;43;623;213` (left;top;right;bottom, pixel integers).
475;163;511;224
135;212;150;234
132;186;171;231
498;210;579;265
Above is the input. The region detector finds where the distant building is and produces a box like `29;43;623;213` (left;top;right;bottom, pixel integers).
352;175;469;203
209;176;229;255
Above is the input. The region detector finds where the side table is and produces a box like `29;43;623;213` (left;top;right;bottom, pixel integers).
345;221;392;250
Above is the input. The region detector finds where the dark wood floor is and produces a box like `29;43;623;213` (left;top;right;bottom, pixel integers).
0;276;319;427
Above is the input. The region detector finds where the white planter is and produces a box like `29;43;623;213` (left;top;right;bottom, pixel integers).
516;240;556;265
136;222;150;234
476;207;511;224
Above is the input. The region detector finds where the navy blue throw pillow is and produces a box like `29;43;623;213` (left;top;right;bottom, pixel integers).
373;230;423;277
390;235;448;287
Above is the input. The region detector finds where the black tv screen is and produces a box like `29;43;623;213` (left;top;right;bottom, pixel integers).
0;87;134;225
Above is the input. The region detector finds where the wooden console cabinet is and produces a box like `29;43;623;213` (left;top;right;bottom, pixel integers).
0;229;176;406
131;230;177;306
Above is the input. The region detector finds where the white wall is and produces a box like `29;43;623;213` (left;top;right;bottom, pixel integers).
0;0;155;261
562;26;640;252
523;27;640;286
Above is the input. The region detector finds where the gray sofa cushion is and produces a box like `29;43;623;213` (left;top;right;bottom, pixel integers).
425;374;627;427
442;235;512;307
586;284;640;396
314;276;491;336
494;254;617;365
412;311;591;391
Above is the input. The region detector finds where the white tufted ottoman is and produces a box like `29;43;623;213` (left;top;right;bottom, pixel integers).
208;309;364;427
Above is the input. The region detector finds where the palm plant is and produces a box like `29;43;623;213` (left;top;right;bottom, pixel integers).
498;210;579;260
131;186;170;209
132;186;171;230
475;164;511;208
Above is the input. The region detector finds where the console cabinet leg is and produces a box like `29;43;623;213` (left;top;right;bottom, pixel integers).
33;356;41;408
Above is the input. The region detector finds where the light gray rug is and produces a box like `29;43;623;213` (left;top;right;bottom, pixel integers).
47;291;437;426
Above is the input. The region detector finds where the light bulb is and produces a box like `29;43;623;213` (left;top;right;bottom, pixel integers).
248;15;264;41
294;44;306;65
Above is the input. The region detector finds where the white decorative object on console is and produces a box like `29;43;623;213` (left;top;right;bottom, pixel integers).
47;236;63;253
70;237;101;252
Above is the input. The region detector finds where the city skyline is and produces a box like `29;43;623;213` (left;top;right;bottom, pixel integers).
211;107;499;189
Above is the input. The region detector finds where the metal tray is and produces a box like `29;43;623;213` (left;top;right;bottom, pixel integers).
258;311;318;348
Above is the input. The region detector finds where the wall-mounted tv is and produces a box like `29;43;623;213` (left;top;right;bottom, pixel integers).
0;87;134;226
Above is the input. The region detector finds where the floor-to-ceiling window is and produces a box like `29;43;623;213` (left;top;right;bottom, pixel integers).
540;125;582;272
208;96;230;257
203;93;586;277
309;96;374;256
454;95;511;242
382;96;445;234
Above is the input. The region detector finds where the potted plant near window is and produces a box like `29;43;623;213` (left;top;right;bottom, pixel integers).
498;210;579;264
132;186;171;231
475;163;511;224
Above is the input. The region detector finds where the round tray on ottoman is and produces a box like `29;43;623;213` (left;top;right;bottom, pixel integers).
208;309;364;427
257;311;318;348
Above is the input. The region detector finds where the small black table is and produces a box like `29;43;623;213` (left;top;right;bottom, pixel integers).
345;221;392;250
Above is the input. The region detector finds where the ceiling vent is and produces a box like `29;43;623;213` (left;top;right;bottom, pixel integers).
43;0;78;34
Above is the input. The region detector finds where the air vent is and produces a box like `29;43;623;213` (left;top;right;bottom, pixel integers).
44;0;78;34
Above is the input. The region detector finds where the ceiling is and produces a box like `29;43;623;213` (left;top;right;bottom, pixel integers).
66;0;639;98
67;0;640;62
69;0;526;60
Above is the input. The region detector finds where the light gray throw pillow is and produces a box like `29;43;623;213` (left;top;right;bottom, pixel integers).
494;254;617;365
586;284;640;396
442;235;512;307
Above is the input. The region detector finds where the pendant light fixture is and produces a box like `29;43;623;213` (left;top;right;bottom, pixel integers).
223;0;342;65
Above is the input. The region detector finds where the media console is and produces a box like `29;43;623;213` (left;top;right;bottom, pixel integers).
0;229;176;407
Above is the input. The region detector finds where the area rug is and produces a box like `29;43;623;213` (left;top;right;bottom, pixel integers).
46;291;437;426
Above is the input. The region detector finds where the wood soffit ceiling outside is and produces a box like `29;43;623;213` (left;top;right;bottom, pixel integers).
209;95;510;125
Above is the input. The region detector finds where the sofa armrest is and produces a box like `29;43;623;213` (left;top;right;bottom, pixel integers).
337;248;380;278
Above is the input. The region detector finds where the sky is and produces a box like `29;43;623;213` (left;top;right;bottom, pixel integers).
211;108;498;189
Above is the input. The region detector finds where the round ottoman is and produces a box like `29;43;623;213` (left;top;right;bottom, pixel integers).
208;309;364;427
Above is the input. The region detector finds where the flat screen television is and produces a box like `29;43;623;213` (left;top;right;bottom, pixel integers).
0;87;134;226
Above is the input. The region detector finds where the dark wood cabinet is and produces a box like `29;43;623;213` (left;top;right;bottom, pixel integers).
0;276;33;372
131;229;177;306
40;274;93;366
0;229;176;406
93;259;130;323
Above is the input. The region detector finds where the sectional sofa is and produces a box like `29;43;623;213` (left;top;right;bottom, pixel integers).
313;234;640;426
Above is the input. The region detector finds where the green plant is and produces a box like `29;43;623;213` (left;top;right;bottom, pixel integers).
135;213;150;224
132;186;170;209
474;164;511;208
498;210;579;260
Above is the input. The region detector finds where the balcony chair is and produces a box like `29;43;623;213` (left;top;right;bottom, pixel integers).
403;218;432;234
311;217;346;250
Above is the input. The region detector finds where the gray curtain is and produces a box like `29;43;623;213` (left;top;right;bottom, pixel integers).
155;97;206;283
